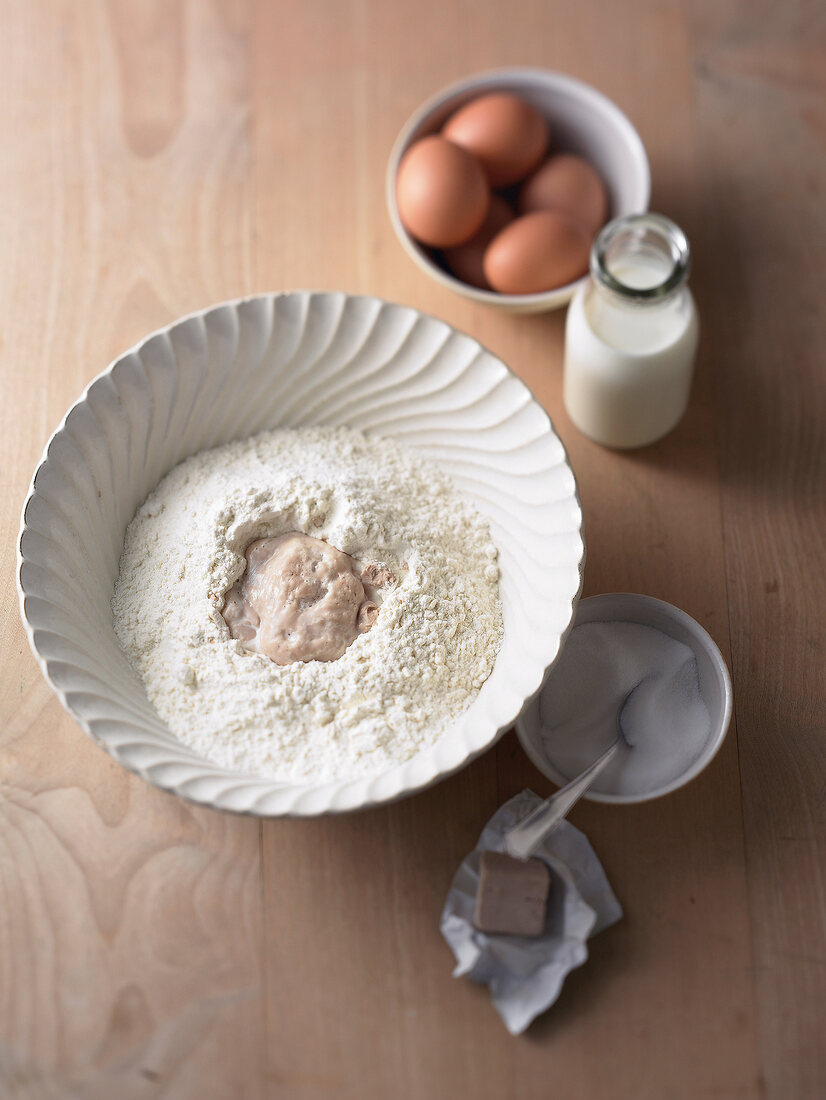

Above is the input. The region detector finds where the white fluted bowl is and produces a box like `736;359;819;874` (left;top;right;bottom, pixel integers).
17;293;584;816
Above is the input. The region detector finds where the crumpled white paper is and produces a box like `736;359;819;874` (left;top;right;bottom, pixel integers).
440;789;623;1034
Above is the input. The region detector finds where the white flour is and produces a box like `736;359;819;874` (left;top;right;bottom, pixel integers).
112;426;503;782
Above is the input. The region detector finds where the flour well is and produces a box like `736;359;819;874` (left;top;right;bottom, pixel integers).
112;426;503;782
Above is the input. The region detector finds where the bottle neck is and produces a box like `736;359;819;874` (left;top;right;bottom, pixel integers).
591;213;691;310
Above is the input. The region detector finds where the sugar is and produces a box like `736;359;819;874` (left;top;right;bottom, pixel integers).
539;621;712;797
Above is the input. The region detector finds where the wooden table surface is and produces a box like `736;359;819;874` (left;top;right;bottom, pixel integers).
2;2;825;1098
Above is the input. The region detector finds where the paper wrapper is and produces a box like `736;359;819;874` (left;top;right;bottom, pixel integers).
440;790;623;1034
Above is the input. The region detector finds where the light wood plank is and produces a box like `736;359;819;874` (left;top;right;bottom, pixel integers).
688;5;826;1096
0;2;264;1097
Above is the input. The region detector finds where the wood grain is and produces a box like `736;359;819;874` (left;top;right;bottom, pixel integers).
1;1;824;1098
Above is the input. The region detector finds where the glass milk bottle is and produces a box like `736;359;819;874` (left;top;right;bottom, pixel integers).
564;213;699;449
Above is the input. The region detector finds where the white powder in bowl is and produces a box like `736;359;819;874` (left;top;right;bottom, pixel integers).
112;426;503;783
539;621;712;796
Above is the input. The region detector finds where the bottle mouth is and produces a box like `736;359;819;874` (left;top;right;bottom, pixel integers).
591;213;691;303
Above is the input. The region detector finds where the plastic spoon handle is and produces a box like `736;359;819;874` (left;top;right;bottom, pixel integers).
503;739;621;861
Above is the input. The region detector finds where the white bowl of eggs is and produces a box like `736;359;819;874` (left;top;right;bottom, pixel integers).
387;68;651;313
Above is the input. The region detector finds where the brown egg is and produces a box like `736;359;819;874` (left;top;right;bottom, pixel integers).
396;135;489;248
442;93;548;188
518;153;608;235
483;210;591;295
443;195;515;289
